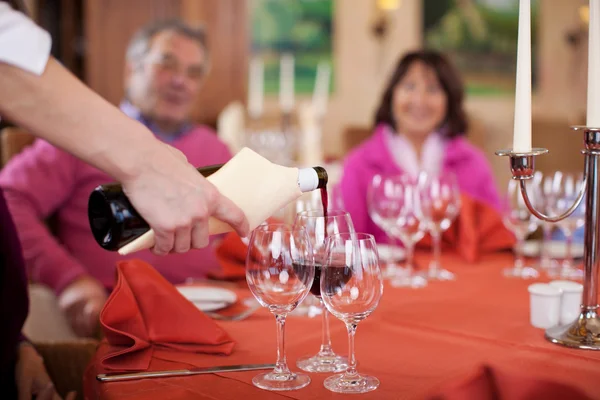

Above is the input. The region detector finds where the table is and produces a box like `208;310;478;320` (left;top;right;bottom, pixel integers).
84;251;600;399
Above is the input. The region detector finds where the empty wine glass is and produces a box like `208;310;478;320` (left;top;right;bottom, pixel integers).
417;172;461;281
321;232;383;394
246;224;315;391
548;172;585;280
367;175;404;278
502;179;540;278
293;210;352;373
368;174;427;288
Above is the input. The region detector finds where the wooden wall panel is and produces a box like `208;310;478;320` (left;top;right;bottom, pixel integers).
180;0;249;125
84;0;181;106
84;0;248;127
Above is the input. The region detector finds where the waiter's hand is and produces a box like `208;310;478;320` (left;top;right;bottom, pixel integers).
58;276;107;338
15;342;76;400
122;142;249;255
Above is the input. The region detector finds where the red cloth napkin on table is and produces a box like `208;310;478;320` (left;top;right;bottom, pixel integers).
418;193;515;262
428;365;594;400
210;232;248;280
100;260;235;371
210;217;282;280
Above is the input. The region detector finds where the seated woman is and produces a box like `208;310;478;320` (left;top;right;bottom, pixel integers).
339;50;501;244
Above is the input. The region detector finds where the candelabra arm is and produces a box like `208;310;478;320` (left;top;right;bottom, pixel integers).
519;178;587;223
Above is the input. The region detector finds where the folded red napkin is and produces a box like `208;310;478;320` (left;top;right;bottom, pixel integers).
417;193;515;262
211;232;249;280
100;260;235;371
428;365;593;400
211;217;282;280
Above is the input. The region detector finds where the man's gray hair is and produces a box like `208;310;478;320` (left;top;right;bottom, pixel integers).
126;19;209;66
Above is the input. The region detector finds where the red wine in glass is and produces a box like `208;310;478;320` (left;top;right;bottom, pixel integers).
295;262;352;297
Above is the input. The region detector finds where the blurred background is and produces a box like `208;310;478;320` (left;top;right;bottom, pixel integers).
12;0;593;192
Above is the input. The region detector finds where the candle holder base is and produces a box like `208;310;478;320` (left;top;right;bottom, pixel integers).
545;309;600;350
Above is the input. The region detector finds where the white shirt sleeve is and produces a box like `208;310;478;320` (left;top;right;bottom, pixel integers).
0;3;51;76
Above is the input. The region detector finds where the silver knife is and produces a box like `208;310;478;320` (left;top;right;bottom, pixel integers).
97;363;275;382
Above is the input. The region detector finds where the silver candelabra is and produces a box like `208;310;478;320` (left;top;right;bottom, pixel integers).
497;126;600;350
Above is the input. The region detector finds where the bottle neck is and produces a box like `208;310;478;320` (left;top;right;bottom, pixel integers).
298;167;328;192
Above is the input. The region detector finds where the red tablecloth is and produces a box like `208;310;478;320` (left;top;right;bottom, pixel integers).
84;251;600;399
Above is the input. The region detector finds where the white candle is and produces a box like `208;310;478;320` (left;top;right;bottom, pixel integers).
279;53;295;113
588;0;600;126
513;0;532;152
247;57;264;119
312;62;331;118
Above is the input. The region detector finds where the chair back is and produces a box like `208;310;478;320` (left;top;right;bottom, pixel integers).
1;127;36;167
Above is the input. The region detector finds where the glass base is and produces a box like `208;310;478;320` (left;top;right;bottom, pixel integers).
547;266;584;280
324;372;380;394
539;257;560;271
382;264;400;280
390;268;427;288
424;267;455;281
503;266;539;279
252;370;311;391
297;352;348;373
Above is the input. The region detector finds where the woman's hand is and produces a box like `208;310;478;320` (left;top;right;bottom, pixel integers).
15;342;76;400
122;142;249;255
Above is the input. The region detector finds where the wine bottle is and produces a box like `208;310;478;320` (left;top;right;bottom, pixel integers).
88;147;328;254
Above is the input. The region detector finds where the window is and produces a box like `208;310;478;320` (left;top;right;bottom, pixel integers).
250;0;334;94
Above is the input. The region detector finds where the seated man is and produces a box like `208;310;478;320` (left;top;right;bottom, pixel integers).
0;19;232;337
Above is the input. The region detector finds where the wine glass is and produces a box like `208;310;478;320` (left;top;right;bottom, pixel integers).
321;232;383;394
548;172;585;280
245;224;315;391
293;210;352;373
534;171;560;270
368;174;427;288
502;179;540;278
417;172;461;281
367;175;403;278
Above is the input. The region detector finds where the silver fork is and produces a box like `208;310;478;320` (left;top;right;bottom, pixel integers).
205;304;261;321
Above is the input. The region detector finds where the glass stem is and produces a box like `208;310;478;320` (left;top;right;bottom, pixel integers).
514;235;525;271
563;229;574;273
274;314;290;374
319;298;333;355
540;224;552;268
385;233;397;276
405;242;415;275
431;230;441;274
344;323;358;377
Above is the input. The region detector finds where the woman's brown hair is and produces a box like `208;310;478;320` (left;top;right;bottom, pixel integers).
4;0;29;13
373;50;468;138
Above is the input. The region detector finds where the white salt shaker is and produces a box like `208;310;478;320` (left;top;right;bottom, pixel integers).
528;283;562;329
549;280;583;325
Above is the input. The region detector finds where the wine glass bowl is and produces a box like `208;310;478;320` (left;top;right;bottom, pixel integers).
245;224;314;391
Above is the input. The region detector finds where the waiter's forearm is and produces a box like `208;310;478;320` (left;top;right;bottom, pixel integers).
0;57;158;182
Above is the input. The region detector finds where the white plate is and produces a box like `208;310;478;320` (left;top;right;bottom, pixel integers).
176;286;237;312
521;240;584;259
377;244;406;262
